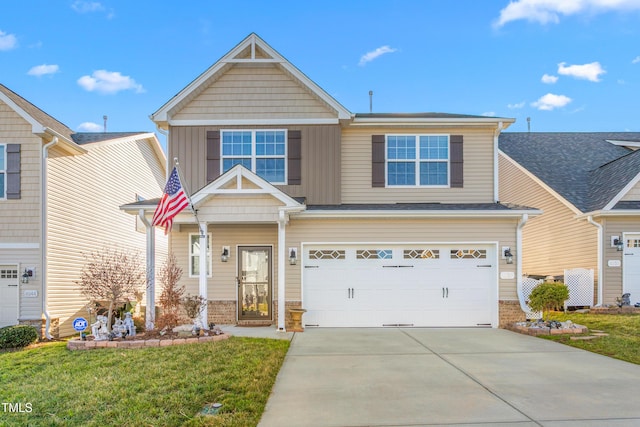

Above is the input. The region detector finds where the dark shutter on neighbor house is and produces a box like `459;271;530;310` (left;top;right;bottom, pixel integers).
6;144;21;199
450;135;464;188
206;131;220;184
287;130;302;185
371;135;386;187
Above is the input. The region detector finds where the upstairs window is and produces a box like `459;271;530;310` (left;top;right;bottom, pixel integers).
386;135;449;187
221;130;287;184
0;144;5;199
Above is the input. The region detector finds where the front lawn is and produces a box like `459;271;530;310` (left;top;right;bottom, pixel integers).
0;337;289;426
543;311;640;365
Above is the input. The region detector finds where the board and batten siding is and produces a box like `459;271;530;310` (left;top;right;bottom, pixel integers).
285;217;518;302
46;139;167;337
172;63;337;121
169;125;341;204
499;155;598;280
171;224;278;302
341;127;496;204
602;217;640;305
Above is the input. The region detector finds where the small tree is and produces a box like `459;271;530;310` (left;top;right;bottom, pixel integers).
527;282;570;320
157;253;185;329
77;247;145;332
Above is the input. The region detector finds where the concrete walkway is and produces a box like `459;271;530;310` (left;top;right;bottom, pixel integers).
258;328;640;427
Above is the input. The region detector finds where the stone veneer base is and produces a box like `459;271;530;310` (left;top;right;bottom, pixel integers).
66;333;230;351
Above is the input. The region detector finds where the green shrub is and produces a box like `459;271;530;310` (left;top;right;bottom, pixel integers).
528;282;570;320
0;325;39;349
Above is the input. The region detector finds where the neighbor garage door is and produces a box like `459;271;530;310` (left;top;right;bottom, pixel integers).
302;244;496;327
0;266;19;328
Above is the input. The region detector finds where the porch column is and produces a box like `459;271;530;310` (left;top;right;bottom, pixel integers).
139;209;155;331
277;211;286;331
199;222;209;329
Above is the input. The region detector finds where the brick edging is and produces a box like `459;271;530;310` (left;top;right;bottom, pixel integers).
66;333;230;350
505;323;588;336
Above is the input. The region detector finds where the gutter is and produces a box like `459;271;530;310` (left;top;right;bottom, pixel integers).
41;137;58;339
587;215;603;306
294;209;541;219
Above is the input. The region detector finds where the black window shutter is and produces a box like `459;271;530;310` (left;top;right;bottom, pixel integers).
206;131;220;184
450;135;464;188
288;130;302;185
6;144;21;199
371;135;385;187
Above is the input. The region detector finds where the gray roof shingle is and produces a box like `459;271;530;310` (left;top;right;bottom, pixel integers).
499;132;640;212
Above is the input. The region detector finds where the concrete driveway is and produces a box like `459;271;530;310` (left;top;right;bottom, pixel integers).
258;328;640;427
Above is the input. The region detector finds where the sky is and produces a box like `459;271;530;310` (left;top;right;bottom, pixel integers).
2;0;640;150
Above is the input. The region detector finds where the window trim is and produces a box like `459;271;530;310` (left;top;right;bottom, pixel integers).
219;129;288;184
189;233;213;278
0;143;5;200
384;134;450;188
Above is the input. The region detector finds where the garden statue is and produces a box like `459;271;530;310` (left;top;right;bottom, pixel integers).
124;312;136;336
91;315;109;341
112;317;127;338
617;293;631;307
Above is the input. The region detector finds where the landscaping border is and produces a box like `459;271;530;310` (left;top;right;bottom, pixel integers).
67;334;230;350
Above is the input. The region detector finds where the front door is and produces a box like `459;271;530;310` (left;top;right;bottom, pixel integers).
0;266;19;328
238;246;272;320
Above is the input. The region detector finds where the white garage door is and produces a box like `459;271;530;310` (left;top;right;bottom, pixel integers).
623;234;640;306
0;266;19;328
302;244;496;327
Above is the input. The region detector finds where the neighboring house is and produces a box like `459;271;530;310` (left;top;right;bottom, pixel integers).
499;132;640;307
122;33;539;331
0;84;167;337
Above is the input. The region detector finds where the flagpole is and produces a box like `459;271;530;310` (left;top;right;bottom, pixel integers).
173;157;203;237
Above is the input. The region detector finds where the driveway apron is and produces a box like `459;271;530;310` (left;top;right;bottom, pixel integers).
258;328;640;427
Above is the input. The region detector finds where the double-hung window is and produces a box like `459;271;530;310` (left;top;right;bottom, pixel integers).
387;135;449;186
189;233;212;277
0;144;5;199
221;130;287;184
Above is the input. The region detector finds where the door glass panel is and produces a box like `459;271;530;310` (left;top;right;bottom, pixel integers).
239;247;271;319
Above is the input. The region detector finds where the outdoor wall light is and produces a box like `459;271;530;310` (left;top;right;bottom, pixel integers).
289;248;298;265
503;248;514;264
614;236;624;252
221;246;230;262
21;269;30;284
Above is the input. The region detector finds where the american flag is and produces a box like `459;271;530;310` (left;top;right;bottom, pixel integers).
152;167;190;234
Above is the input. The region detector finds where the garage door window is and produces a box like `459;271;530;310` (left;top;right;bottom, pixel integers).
309;249;346;260
404;249;440;259
0;269;18;279
451;249;486;259
356;249;392;260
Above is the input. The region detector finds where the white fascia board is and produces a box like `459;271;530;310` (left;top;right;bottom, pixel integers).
44;128;86;155
499;150;581;215
606;140;640;149
168;118;339;126
294;209;541;219
119;203;159;215
579;209;640;218
351;117;515;127
602;170;640;211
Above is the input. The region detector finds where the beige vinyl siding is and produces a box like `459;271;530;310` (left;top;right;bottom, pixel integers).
602;217;640;304
196;195;284;223
341;127;496;203
285;217;518;302
169;125;341;204
46;138;167;337
172;63;337;121
499;155;597;279
0;100;42;243
620;181;640;201
171;224;278;301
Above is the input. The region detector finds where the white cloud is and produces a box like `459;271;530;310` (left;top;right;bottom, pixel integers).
77;122;103;132
633;56;640;64
481;111;497;117
71;1;105;13
541;74;558;84
359;45;397;66
27;64;59;77
77;70;144;94
531;93;572;110
0;30;17;51
494;0;640;27
508;101;526;109
557;61;605;82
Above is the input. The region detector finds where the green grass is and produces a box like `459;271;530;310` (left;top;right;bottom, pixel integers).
0;337;289;427
542;311;640;365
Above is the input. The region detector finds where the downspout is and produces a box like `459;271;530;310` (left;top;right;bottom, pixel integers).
42;136;58;339
587;215;603;306
493;121;504;203
516;213;528;313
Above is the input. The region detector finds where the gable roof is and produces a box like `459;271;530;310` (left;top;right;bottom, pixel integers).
0;83;86;155
499;132;640;213
151;33;352;127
